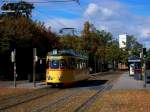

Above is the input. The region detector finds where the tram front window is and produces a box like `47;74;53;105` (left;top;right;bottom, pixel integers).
50;60;59;69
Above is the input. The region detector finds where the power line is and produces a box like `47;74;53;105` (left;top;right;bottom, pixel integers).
34;9;81;36
34;9;68;27
29;0;79;4
3;0;79;4
1;0;80;33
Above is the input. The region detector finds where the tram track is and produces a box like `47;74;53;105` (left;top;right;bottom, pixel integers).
32;89;83;112
0;88;59;111
74;72;121;112
33;72;120;112
74;84;113;112
32;88;98;112
0;88;46;103
4;87;87;112
1;71;124;112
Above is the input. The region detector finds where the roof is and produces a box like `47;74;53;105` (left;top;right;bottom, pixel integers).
48;50;88;59
128;55;141;62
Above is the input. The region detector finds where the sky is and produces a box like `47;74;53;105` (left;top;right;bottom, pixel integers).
1;0;150;48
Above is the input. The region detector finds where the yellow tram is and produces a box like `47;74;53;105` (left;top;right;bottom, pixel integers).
46;50;89;86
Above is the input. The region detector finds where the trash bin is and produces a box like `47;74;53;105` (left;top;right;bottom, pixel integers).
134;68;142;80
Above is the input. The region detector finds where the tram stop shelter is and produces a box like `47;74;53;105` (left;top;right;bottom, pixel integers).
128;56;142;80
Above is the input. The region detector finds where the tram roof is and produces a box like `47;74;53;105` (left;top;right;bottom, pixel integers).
48;50;88;59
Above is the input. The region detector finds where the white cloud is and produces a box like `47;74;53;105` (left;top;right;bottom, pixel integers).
141;29;150;37
31;0;150;47
82;1;150;46
84;3;99;16
84;3;114;17
101;8;113;16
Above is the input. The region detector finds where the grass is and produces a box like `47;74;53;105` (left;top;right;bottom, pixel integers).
87;89;150;112
0;88;33;97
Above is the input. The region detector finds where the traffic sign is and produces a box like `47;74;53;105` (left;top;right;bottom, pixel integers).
11;50;15;62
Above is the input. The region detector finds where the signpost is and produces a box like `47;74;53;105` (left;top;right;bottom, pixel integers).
33;48;37;88
144;60;146;87
143;48;147;87
11;49;16;88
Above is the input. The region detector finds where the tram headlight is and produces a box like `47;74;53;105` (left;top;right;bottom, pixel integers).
47;75;54;80
47;76;51;80
58;75;63;80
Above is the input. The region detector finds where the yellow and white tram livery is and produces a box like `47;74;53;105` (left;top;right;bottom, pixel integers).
46;50;89;86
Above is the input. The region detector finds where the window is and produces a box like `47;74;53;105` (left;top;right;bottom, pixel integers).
68;58;76;69
50;60;59;69
60;59;67;69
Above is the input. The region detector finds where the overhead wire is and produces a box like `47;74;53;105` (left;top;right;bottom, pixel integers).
4;0;78;4
34;8;69;30
29;0;78;4
1;0;80;34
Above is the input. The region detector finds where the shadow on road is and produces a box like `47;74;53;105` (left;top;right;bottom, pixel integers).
60;80;108;89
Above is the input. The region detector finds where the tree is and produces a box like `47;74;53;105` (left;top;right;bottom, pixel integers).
1;16;59;54
95;30;113;64
1;1;34;18
0;16;60;79
115;35;143;69
82;21;91;52
126;35;143;57
81;21;114;72
59;35;81;51
106;41;121;70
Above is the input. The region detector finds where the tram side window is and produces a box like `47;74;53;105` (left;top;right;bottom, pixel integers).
77;60;83;69
76;60;88;69
83;61;86;69
68;58;76;69
80;61;83;69
60;59;67;69
50;60;59;69
86;61;88;68
76;60;80;69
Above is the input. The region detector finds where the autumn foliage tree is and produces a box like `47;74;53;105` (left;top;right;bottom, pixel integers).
1;1;34;18
0;16;58;54
0;16;59;79
59;35;81;51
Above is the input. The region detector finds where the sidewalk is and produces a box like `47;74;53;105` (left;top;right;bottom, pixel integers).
112;72;144;90
0;80;50;89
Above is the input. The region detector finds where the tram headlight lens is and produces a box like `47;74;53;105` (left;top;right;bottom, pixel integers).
48;76;51;80
48;75;54;80
59;75;63;80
